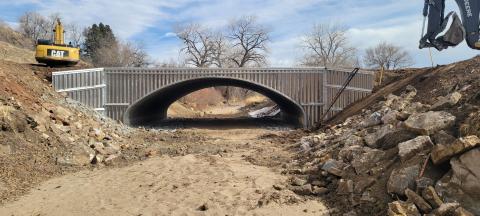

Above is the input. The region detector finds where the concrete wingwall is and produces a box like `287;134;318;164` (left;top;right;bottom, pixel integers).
52;67;374;128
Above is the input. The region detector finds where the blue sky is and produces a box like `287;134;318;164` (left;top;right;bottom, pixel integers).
0;0;478;67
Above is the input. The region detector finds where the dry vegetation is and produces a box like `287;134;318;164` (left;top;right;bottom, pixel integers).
0;21;33;49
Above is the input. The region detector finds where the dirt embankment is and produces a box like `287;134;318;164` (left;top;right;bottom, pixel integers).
285;57;480;215
0;41;35;64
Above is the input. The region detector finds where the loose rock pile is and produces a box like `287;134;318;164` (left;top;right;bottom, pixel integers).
1;95;128;166
287;86;479;215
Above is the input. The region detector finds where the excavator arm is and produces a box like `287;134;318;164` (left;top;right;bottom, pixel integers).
420;0;480;51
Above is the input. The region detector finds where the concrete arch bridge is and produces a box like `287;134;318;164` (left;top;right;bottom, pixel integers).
52;67;374;128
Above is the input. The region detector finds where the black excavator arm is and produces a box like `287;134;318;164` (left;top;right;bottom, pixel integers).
420;0;480;51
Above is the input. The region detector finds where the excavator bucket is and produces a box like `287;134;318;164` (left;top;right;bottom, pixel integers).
420;11;465;51
440;12;466;46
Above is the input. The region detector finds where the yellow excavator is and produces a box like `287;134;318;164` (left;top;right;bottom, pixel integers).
35;19;80;66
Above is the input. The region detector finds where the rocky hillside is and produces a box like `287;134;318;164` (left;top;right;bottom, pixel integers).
0;60;198;202
0;22;33;49
285;57;480;215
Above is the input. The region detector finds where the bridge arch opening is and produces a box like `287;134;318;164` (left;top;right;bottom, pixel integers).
124;77;306;128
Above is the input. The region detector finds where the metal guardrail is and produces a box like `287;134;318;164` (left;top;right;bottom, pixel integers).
52;67;374;127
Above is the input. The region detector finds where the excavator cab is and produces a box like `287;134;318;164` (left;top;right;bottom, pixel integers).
35;19;80;66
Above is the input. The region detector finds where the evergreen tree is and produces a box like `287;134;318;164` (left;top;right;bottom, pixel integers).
83;23;119;66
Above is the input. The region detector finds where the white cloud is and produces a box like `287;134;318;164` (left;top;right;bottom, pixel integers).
31;0;192;39
0;0;41;5
147;41;183;64
163;32;177;38
268;36;304;67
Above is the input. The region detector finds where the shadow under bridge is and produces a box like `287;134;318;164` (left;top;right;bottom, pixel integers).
123;77;306;128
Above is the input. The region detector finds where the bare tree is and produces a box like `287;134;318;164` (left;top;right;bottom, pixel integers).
363;42;413;69
227;16;270;67
45;13;62;40
175;23;217;67
153;58;186;68
172;17;270;100
211;32;232;68
119;41;149;67
302;23;357;68
18;12;49;43
91;41;149;67
18;12;71;45
93;45;121;67
65;23;84;47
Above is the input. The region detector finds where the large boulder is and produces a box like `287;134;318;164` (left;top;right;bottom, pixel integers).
387;201;420;216
403;102;431;114
336;179;354;195
387;165;420;196
382;110;401;125
56;144;95;166
89;127;106;141
344;134;364;146
52;106;73;124
405;188;432;213
422;186;444;209
353;177;376;194
432;130;456;146
383;94;402;108
361;112;382;127
435;148;480;215
338;145;364;162
321;159;346;177
0;105;28;132
431;135;480;164
364;125;417;149
460;110;480;137
430;203;460;216
383;87;417;112
30;108;51;132
404;111;456;135
431;92;462;110
351;147;385;174
398;136;433;162
364;125;394;148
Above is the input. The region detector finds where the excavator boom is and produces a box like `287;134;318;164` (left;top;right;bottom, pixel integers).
54;19;65;45
420;0;480;51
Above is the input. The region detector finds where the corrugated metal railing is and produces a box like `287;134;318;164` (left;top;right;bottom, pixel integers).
52;68;106;115
52;67;374;127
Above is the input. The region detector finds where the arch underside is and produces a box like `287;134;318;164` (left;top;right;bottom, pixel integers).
124;77;306;128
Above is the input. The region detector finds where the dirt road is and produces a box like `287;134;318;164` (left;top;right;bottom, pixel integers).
0;129;328;216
